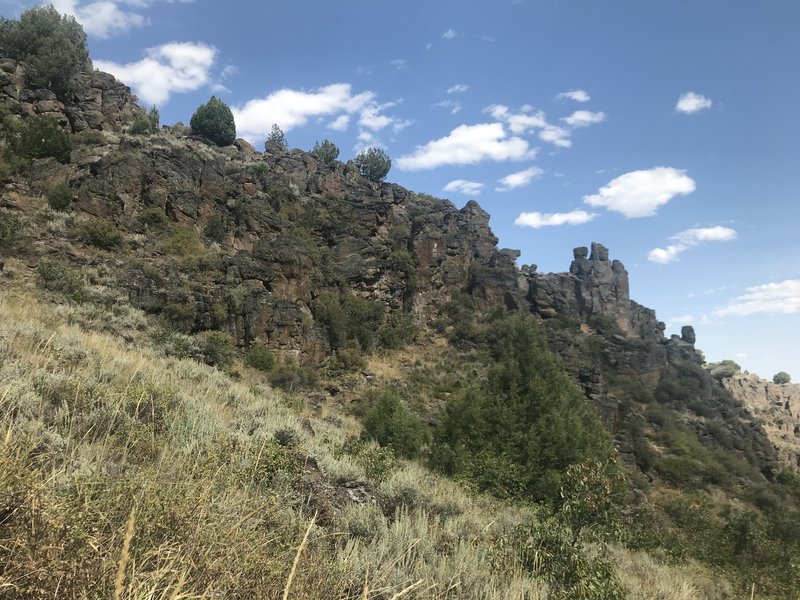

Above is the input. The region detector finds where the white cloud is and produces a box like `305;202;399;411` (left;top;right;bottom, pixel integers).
233;83;408;145
433;100;462;114
447;84;469;94
51;0;145;38
396;123;533;170
496;166;543;191
443;179;484;196
95;42;217;105
562;110;606;128
210;83;230;94
327;114;350;131
486;104;572;148
539;124;571;148
648;225;737;264
389;59;409;71
715;280;800;317
442;28;458;40
515;210;596;228
220;64;239;79
667;314;695;324
583;167;696;218
356;66;372;76
675;92;713;114
557;90;591;103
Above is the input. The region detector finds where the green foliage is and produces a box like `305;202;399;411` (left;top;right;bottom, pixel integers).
245;342;275;372
190;96;236;146
265;123;287;153
136;207;169;231
12;115;72;163
361;388;428;459
268;361;319;391
709;359;741;380
379;312;418;349
312;139;339;164
203;214;226;242
429;314;613;501
36;259;86;302
72;128;106;146
313;291;384;351
197;330;236;367
46;181;72;211
353;146;391;182
160;226;219;270
329;345;367;373
773;371;791;384
0;212;31;254
336;436;399;482
75;218;123;249
0;6;89;97
129;113;152;135
148;105;160;131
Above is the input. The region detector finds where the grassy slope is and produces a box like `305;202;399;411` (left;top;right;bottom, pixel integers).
0;264;726;598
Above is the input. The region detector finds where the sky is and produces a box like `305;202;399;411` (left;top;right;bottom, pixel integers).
3;0;798;379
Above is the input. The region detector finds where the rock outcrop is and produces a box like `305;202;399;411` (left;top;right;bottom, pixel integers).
724;373;800;468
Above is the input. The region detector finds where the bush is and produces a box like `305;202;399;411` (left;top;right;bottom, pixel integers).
72;128;107;146
197;330;236;367
190;96;236;146
268;361;319;391
76;219;123;249
312;139;339;165
361;388;428;459
313;291;384;351
0;212;31;254
203;215;226;242
37;260;86;301
709;359;741;380
265;123;287;153
0;6;89;97
773;371;791;385
46;182;72;211
12;115;72;163
136;207;169;231
148;106;160;131
129;114;152;135
245;343;275;372
353;147;391;182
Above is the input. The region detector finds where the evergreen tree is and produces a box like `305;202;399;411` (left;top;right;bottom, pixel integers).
190;96;236;146
354;147;391;182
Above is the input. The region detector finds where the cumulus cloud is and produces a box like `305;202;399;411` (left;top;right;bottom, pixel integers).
233;83;408;144
676;92;713;114
447;84;469;94
443;179;484;196
715;280;800;317
486;104;573;148
584;167;696;218
442;28;458;40
557;90;591;103
496;166;543;191
396;123;533;170
95;42;217;105
562;110;606;128
515;210;596;228
648;225;737;264
51;0;145;38
433;100;462;114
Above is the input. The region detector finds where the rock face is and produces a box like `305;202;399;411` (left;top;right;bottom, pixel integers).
529;242;664;339
724;374;800;468
0;59;142;132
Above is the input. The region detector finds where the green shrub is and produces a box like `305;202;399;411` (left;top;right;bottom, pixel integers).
353;147;391;182
37;260;86;301
361;388;428;459
147;106;160;131
268;361;319;391
245;343;275;372
265;123;287;153
136;207;169;231
129;114;152;135
203;215;226;242
337;436;399;482
0;6;89;97
197;330;236;367
46;181;72;211
72;128;107;146
0;212;31;254
12;115;72;163
773;371;791;384
190;96;236;146
709;359;741;380
75;219;123;249
329;345;367;373
160;226;219;270
313;291;384;351
312;139;339;164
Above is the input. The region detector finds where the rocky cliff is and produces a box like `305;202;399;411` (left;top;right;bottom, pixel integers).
724;373;800;468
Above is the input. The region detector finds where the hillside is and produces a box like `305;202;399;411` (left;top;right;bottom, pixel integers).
1;48;799;598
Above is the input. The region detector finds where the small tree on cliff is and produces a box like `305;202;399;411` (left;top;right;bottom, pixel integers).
312;139;339;165
774;372;792;385
265;124;287;153
354;147;391;182
190;96;236;146
0;6;89;97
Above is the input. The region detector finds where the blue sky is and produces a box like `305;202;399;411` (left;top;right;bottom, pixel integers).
4;0;798;379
